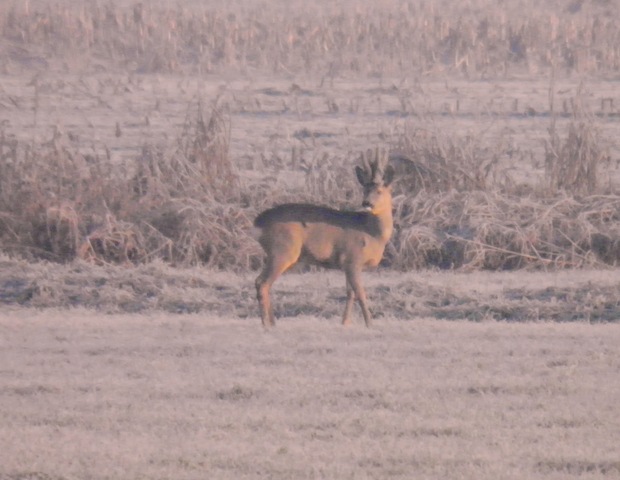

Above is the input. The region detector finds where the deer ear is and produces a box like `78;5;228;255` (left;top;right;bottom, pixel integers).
355;165;368;185
383;165;395;186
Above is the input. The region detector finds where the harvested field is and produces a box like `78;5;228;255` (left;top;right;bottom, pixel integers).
2;1;620;478
1;309;620;479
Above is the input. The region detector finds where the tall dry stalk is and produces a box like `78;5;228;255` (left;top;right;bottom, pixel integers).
545;80;607;195
133;97;237;204
392;128;505;194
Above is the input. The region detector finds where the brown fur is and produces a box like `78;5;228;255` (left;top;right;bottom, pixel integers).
254;152;394;327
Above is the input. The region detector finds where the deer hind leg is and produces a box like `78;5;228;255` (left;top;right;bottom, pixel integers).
344;266;372;327
255;266;275;328
256;238;301;328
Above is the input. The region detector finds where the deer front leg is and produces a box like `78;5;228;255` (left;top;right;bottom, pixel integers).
345;266;372;327
342;278;355;326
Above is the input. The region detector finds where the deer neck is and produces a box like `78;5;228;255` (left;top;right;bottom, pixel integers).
372;205;393;243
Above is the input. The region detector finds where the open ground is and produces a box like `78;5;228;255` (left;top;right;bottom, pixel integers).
1;309;620;480
2;1;620;478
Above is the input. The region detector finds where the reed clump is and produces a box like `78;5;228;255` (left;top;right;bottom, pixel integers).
384;82;616;271
545;84;608;196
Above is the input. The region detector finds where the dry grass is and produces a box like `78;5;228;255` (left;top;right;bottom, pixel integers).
545;81;609;195
1;309;619;479
0;0;619;273
0;96;263;269
390;190;620;271
1;101;619;271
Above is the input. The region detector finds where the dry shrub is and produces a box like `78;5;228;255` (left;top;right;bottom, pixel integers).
133;97;237;203
0;123;128;261
545;121;604;195
163;200;259;270
388;224;447;270
78;214;146;266
129;98;261;269
0;97;253;268
384;80;615;271
141;199;259;270
175;98;238;199
391;191;620;271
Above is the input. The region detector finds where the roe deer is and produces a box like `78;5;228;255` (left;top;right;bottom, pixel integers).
254;149;395;328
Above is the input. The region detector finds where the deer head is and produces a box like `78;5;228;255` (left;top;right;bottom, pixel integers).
355;148;395;214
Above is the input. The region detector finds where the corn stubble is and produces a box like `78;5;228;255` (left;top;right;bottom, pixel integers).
2;1;620;77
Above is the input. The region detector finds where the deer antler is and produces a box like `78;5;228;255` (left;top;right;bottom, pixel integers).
360;150;372;182
360;148;388;184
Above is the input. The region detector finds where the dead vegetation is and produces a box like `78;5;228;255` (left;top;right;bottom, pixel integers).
0;83;618;272
385;80;617;271
390;190;620;271
2;1;620;77
0;97;259;269
0;1;619;274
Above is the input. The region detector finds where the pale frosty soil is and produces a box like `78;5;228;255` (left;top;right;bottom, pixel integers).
1;308;620;480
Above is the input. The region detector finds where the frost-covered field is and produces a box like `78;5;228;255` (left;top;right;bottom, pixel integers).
1;309;619;479
3;1;620;477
